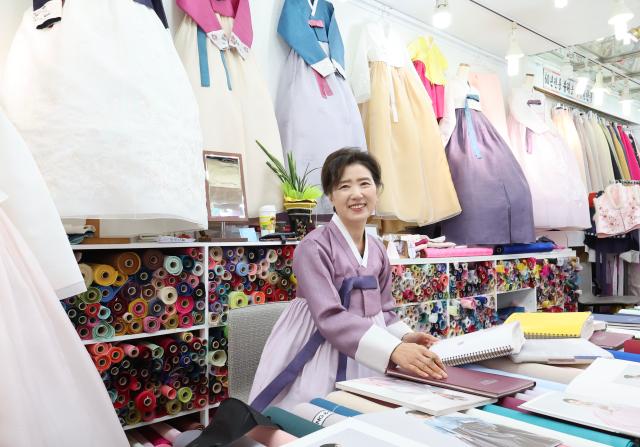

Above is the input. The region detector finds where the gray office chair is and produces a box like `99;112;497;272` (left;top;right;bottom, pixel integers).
578;262;640;307
227;302;289;403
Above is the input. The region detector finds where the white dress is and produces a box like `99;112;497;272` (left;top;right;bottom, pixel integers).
507;88;590;230
0;108;84;299
0;192;128;446
1;0;207;237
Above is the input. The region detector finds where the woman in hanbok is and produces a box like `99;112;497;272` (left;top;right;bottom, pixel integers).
249;149;446;411
508;87;590;230
0;108;127;446
350;23;460;225
276;0;366;214
2;0;206;237
174;0;285;217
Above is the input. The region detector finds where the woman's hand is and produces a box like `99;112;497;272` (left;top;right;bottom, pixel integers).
402;332;439;348
390;342;447;379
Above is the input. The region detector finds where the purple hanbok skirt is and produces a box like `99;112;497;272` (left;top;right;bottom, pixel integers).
441;109;535;245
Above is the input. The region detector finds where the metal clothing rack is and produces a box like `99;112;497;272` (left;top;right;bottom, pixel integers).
538;86;638;126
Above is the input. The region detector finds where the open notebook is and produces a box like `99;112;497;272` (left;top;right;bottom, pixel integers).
428;322;525;366
504;312;594;338
521;358;640;439
336;376;494;416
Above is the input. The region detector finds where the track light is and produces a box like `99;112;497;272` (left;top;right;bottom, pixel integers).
433;0;452;29
592;70;606;106
608;0;634;41
505;23;524;77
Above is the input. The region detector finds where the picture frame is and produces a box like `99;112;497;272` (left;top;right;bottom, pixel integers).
203;151;248;223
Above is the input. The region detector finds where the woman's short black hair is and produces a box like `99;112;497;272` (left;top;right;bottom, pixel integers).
320;148;382;195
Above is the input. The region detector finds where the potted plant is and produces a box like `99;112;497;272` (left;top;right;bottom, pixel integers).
256;140;322;237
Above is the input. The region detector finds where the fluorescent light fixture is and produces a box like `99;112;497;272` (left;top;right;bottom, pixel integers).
433;0;452;29
608;0;634;40
555;0;568;8
505;23;524;77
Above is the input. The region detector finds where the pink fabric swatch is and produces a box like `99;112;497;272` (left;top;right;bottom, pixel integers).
499;396;532;414
422;247;494;258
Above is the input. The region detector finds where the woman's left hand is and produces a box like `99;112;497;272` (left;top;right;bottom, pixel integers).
402;332;439;348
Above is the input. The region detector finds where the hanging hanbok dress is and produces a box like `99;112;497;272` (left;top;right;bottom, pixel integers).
174;0;285;217
438;77;534;245
407;36;447;120
551;108;589;189
468;71;511;145
249;215;413;410
2;0;206;237
0;109;127;445
276;0;366;214
350;23;460;225
507;88;590;229
618;124;640;180
600;121;626;181
0;108;84;299
574;114;604;192
586;116;616;187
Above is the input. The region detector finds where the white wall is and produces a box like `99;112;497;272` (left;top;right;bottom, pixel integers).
3;0;635;124
0;0;508;102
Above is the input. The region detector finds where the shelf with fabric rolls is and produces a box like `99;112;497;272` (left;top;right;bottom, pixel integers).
62;242;299;433
81;325;207;345
391;251;581;338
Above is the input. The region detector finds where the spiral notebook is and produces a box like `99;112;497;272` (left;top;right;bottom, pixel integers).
504;311;594;339
428;322;525;366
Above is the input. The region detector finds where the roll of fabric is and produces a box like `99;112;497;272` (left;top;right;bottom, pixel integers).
310;398;361;416
228;291;248;309
479;358;583;385
79;263;94;287
262;407;322;438
292;402;346;427
494;242;555;255
143;316;160;333
82;287;103;304
176;296;195;314
607;350;640;363
208;350;227;367
129;298;149;318
89;263;118;286
480;404;634;447
324;391;393;413
142;249;164;270
106;252;142;276
98;286;117;303
163;256;183;276
158;287;178;305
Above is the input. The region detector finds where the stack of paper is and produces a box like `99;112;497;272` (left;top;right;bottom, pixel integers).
521;358;640;438
593;313;640;330
336;376;494;416
504;312;594;338
509;338;613;364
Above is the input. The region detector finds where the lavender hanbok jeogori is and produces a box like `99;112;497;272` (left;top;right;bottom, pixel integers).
249;215;412;410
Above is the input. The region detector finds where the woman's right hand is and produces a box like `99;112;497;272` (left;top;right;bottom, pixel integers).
390;342;447;380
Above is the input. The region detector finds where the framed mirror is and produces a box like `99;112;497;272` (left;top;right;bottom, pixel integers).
203;151;248;222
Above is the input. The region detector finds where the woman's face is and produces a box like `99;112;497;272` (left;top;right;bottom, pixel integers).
329;163;378;226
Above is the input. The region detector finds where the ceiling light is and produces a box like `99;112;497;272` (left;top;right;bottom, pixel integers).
554;0;568;8
505;23;524;77
608;0;634;41
433;0;452;29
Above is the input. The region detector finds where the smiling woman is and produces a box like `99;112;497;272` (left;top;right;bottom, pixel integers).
249;148;447;412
